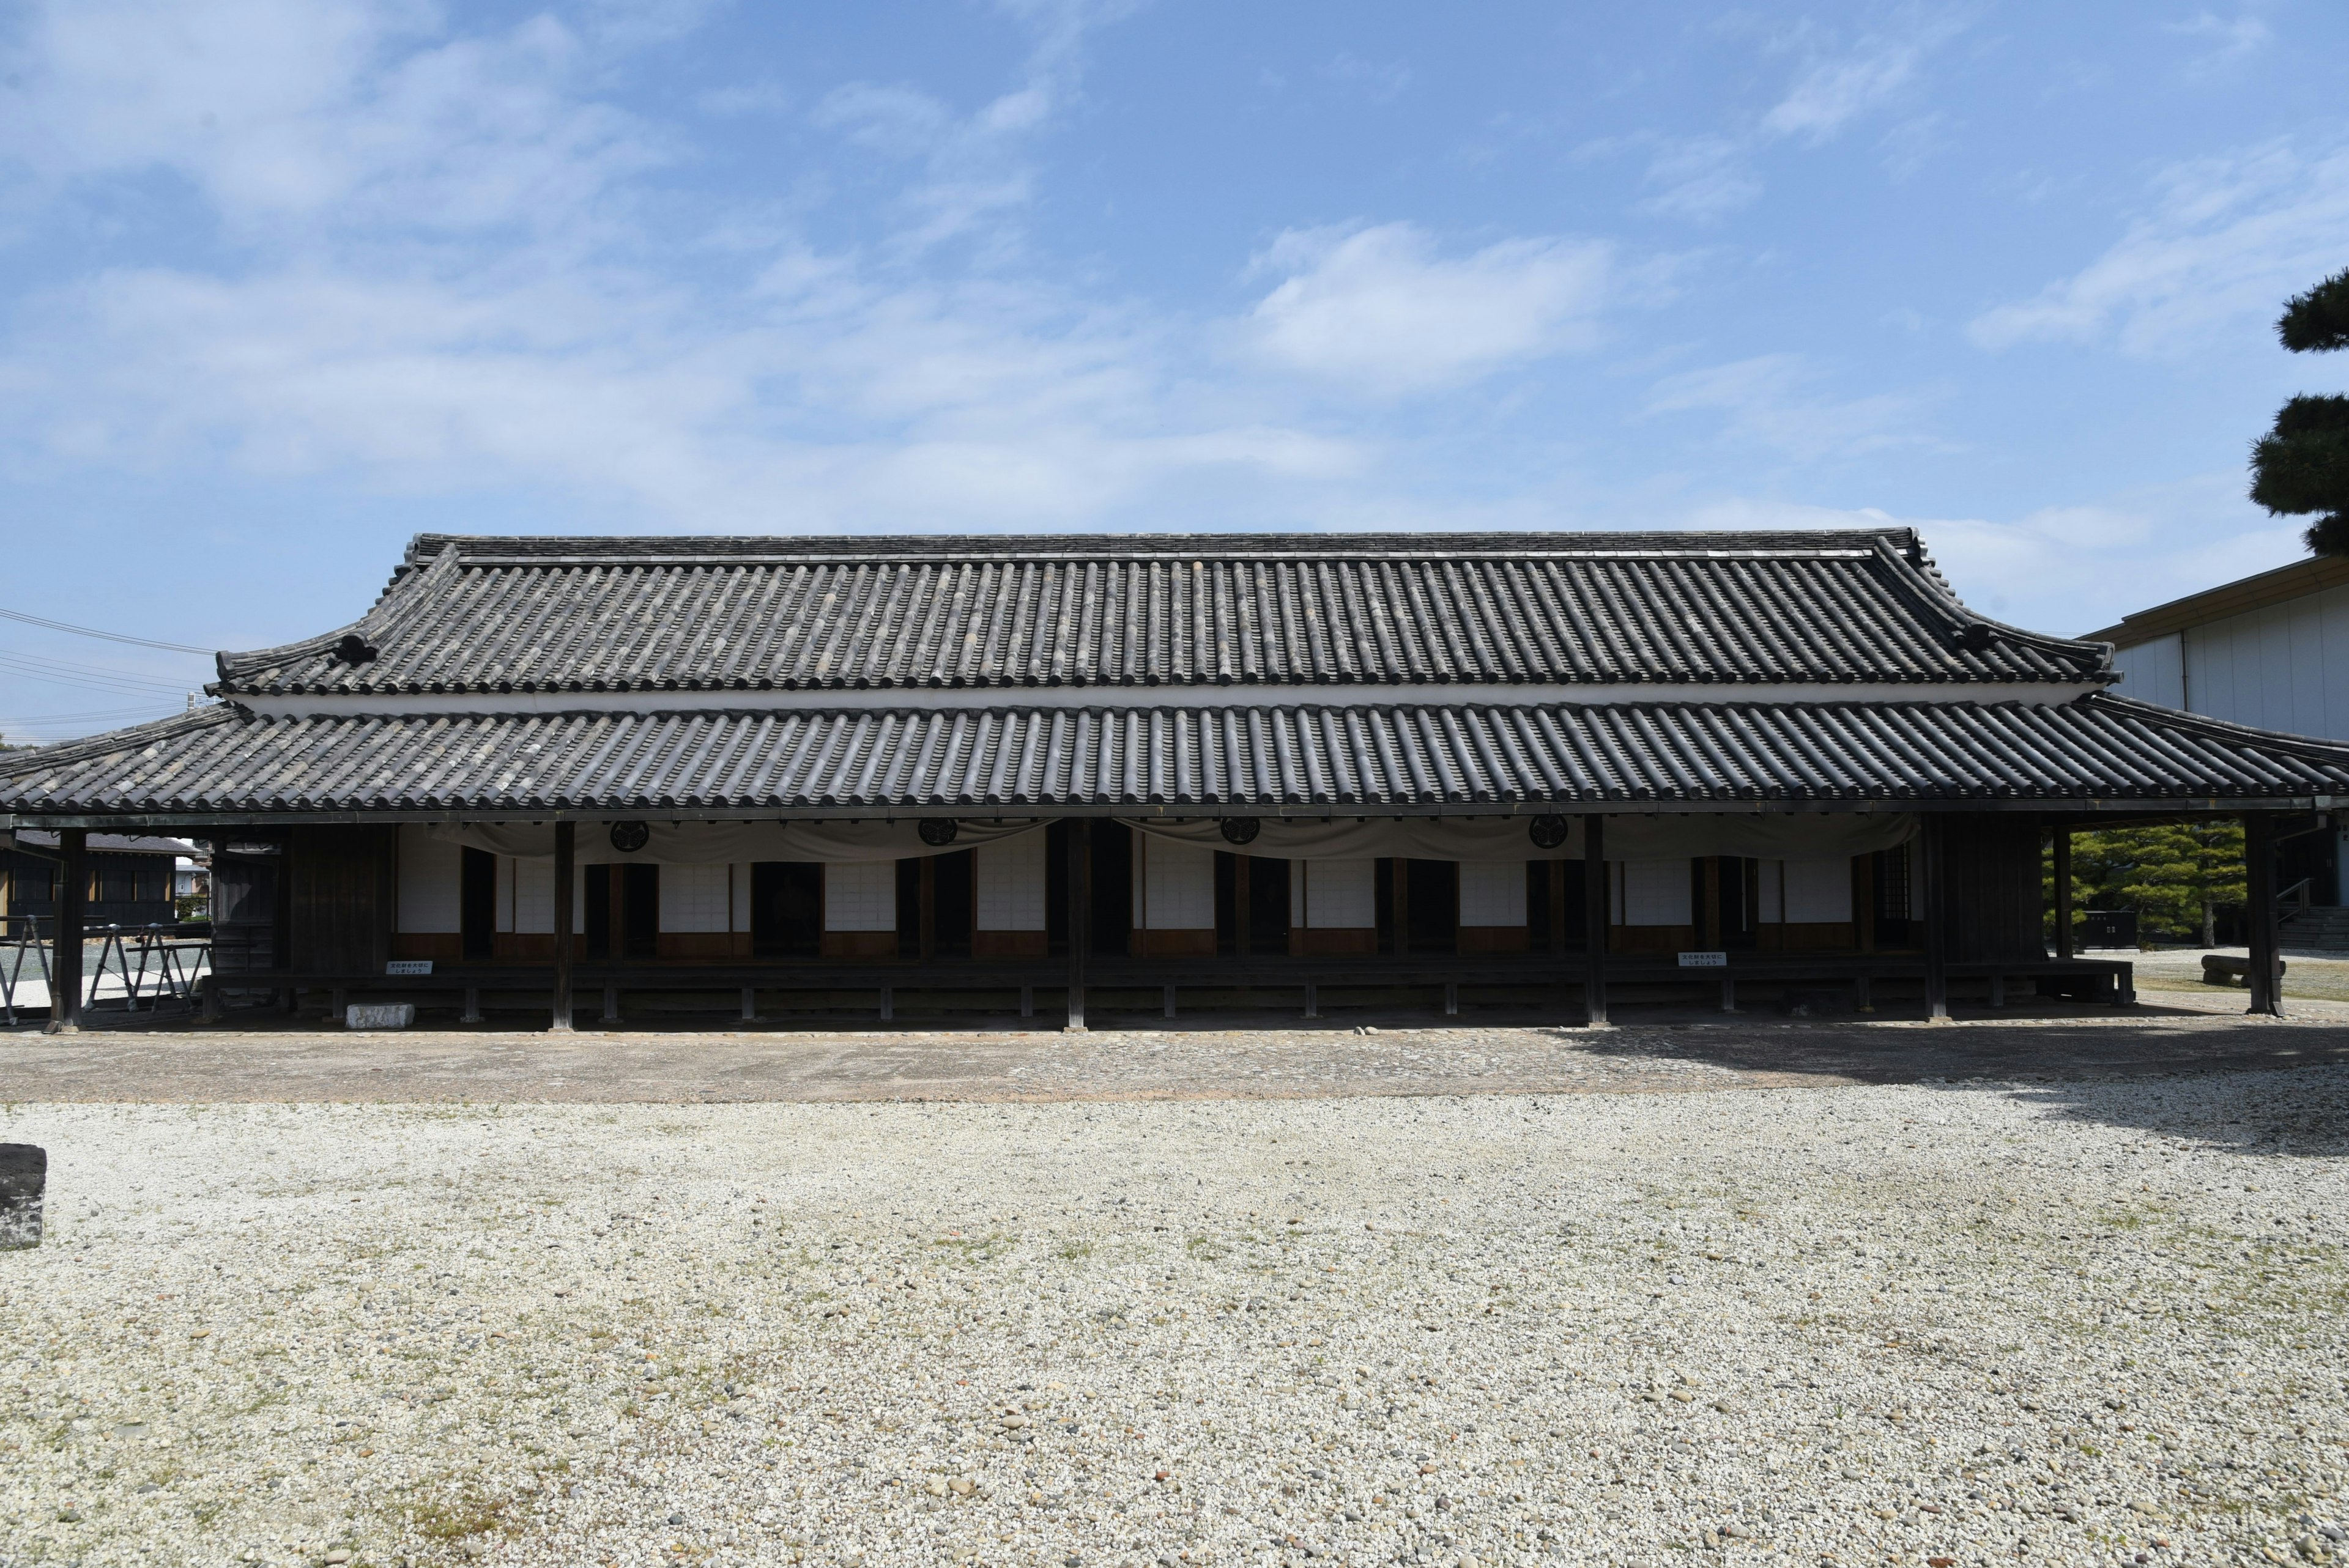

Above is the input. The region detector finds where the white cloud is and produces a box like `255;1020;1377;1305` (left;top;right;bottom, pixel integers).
1320;53;1411;105
1244;223;1615;396
1619;10;1970;225
1759;15;1963;145
1970;139;2349;355
1645;355;1935;462
1668;470;2298;635
2164;10;2272;73
0;0;1372;533
1638;136;1764;223
0;0;662;235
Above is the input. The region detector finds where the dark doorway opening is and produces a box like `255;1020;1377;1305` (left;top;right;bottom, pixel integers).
932;848;974;959
459;846;495;961
619;864;659;960
585;865;614;960
1089;820;1132;957
751;862;822;958
1405;858;1458;955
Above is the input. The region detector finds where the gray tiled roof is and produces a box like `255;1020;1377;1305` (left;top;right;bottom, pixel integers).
5;696;2338;816
209;529;2109;696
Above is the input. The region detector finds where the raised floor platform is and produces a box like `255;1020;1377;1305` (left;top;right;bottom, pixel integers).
197;951;2136;1025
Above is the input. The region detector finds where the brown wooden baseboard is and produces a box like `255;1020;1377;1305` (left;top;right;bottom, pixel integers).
821;930;899;960
974;930;1047;958
1457;925;1529;955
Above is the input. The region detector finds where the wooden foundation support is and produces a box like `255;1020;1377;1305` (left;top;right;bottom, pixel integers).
1583;815;1609;1027
1920;814;1949;1022
462;986;481;1024
1066;825;1088;1032
603;985;620;1023
2245;811;2283;1018
740;986;757;1023
45;828;84;1035
549;821;576;1032
2052;828;2075;961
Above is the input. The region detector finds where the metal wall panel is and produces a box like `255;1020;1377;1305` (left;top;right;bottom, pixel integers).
2112;633;2185;710
2181;582;2349;741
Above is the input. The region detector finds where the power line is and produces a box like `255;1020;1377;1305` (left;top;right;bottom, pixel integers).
0;605;213;654
0;702;183;727
0;649;198;698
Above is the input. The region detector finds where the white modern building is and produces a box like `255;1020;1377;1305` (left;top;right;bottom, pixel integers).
2092;553;2349;933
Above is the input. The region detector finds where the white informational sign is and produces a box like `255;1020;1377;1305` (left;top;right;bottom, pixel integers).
385;960;434;975
1676;951;1728;968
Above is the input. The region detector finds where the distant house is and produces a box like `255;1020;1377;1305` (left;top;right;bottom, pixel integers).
2;830;193;931
2090;555;2349;926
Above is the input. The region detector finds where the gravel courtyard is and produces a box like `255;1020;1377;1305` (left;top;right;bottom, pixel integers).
3;1048;2347;1568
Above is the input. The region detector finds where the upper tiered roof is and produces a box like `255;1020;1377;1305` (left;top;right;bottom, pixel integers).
209;529;2112;698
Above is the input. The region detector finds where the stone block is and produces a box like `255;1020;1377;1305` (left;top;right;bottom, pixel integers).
0;1143;45;1250
346;1003;417;1030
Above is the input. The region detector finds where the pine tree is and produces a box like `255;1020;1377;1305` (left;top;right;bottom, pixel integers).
2049;823;2246;945
2251;267;2349;556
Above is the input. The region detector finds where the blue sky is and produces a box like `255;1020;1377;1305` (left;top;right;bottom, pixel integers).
2;0;2347;741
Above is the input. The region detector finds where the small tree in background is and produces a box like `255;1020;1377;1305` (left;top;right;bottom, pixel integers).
2251;267;2349;556
2049;823;2247;946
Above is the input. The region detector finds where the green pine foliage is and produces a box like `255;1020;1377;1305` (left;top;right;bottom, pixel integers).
2254;267;2349;556
2047;824;2247;946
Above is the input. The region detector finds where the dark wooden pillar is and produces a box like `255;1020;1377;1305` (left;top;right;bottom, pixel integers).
919;856;937;961
550;821;576;1032
1701;857;1721;949
1066;821;1089;1031
2052;827;2074;960
1234;855;1252;957
1920;815;1949;1021
1547;860;1567;958
45;828;86;1035
1392;858;1410;958
1583;816;1609;1027
2244;811;2282;1018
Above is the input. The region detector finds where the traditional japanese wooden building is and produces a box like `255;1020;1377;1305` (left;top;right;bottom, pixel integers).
2;528;2340;1031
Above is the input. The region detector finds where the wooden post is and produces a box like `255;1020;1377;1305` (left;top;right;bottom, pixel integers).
1393;858;1411;958
550;821;576;1032
1548;859;1567;958
2052;828;2075;960
1701;857;1721;950
1920;814;1949;1022
1583;815;1609;1027
45;829;86;1035
1234;854;1251;958
919;856;936;961
1855;852;1876;954
2244;811;2282;1018
1066;821;1088;1032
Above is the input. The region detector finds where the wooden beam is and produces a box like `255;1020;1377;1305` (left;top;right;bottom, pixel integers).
1701;856;1721;950
919;856;936;961
1234;854;1251;958
550;820;576;1032
1548;859;1567;958
1583;816;1609;1027
1920;815;1948;1022
2052;829;2075;961
2245;811;2282;1017
45;827;85;1035
1066;822;1088;1032
1393;858;1410;958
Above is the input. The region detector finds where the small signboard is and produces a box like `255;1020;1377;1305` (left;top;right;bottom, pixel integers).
1676;951;1728;967
385;960;434;976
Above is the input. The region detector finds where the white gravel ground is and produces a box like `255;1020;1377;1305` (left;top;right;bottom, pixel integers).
3;1071;2347;1568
